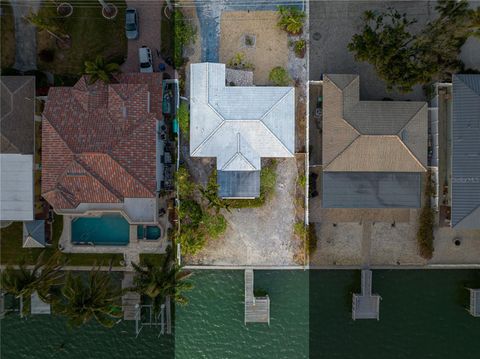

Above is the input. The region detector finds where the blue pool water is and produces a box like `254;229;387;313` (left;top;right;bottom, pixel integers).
71;215;130;245
137;225;161;240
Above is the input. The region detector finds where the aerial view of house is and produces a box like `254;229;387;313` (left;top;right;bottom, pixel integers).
0;1;479;358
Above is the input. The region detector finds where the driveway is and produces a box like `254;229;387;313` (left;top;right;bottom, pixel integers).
121;0;163;73
11;0;39;71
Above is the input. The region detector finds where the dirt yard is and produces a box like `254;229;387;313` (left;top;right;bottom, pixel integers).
219;11;288;85
188;158;302;266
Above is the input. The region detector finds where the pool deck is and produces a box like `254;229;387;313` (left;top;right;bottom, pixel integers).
59;215;171;269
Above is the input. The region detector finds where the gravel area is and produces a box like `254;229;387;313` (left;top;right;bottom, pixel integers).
431;228;480;264
188;158;301;266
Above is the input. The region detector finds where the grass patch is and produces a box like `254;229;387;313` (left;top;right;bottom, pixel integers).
36;0;127;75
1;216;123;266
225;160;277;208
160;5;174;62
417;171;435;260
139;253;166;267
0;3;15;68
178;101;190;136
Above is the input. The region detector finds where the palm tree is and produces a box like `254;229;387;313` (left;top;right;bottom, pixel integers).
131;246;193;314
198;182;230;213
84;55;120;84
0;252;64;316
24;11;68;42
277;6;305;35
57;268;123;328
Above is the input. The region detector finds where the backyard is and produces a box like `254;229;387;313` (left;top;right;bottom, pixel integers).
36;0;127;75
0;216;124;266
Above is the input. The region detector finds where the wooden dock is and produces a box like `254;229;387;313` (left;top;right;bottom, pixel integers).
122;273;140;321
244;269;270;325
468;288;480;317
352;269;381;320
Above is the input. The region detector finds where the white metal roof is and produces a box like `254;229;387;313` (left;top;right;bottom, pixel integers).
190;63;295;171
0;154;34;221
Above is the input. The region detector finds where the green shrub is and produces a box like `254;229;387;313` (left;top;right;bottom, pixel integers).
417;172;434;259
294;39;306;58
203;213;227;239
175;166;195;198
294;222;307;237
173;10;196;68
307;223;317;256
226;52;254;70
277;6;305;35
178;101;190;136
298;174;306;189
269;67;291;86
177;225;206;256
179;199;203;226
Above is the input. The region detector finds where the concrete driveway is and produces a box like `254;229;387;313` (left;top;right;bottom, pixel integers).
121;0;163;73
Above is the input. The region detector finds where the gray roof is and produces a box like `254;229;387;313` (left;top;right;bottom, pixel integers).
0;76;35;154
23;220;46;248
190;63;295;172
451;74;480;229
217;171;260;198
323;172;421;208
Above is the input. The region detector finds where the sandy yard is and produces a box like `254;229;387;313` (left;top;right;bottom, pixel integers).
219;11;288;85
187;158;303;266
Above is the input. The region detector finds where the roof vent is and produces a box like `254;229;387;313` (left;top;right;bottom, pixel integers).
401;130;408;142
122;106;127;118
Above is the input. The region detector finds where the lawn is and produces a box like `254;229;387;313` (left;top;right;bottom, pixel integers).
0;216;124;267
36;0;127;75
0;2;15;69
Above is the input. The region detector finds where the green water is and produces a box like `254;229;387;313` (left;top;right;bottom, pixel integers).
2;270;480;358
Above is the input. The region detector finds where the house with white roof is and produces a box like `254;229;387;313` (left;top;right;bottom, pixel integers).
189;63;295;198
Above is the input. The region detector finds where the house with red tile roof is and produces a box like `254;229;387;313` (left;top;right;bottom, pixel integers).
41;74;163;224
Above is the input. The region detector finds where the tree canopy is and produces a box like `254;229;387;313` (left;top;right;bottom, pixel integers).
348;0;480;92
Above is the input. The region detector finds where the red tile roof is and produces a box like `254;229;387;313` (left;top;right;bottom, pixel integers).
42;74;162;210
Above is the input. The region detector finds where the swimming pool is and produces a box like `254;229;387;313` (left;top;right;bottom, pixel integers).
71;215;130;246
137;225;162;240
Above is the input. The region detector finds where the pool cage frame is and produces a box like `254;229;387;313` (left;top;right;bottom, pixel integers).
134;297;171;338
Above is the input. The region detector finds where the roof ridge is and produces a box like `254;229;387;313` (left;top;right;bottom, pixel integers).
257;120;294;156
260;88;294;122
394;135;427;172
396;103;427;136
191;103;226;156
324;134;361;171
73;156;124;200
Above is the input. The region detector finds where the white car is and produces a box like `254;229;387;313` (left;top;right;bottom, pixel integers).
138;46;153;73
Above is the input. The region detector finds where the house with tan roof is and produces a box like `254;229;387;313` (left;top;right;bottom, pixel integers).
41;73;163;224
190;63;295;198
322;74;427;208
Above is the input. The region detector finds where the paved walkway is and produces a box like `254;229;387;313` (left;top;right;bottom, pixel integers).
11;0;39;71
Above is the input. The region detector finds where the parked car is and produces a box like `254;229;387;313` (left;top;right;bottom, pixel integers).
125;8;138;40
138;46;153;73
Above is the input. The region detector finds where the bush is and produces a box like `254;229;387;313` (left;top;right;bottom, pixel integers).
203;214;227;239
177;225;206;256
179;199;203;226
175;166;195;198
178;101;190;136
38;49;55;63
226;52;254;70
173;10;196;68
307;224;317;256
294;39;306;58
269;67;291;86
417;172;434;259
277;6;305;35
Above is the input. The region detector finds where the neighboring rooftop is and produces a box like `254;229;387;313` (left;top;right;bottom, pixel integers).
0;76;35;154
189;63;295;198
451;74;480;229
322;74;427;208
42;74;162;211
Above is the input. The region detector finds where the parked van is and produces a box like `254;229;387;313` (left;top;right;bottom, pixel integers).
138;46;153;73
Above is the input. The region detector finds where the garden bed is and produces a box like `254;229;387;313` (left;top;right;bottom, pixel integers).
0;3;15;69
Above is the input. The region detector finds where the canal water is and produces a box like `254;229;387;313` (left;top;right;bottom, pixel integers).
1;270;479;358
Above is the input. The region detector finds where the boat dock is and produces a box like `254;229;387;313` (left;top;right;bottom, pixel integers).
352;269;381;320
468;288;480;317
122;273;140;321
244;269;270;325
